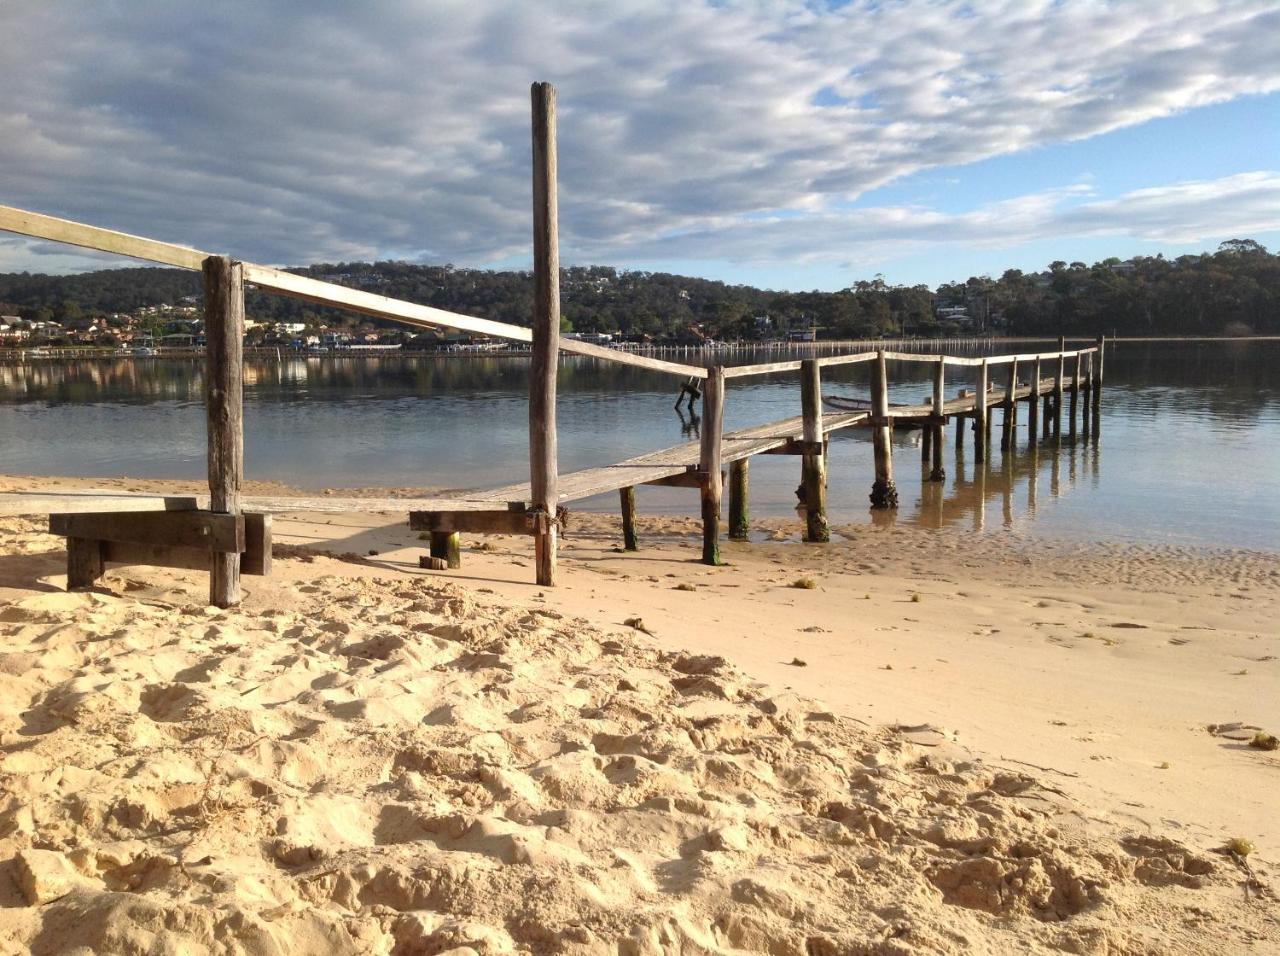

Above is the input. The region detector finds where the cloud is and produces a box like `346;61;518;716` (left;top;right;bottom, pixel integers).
605;172;1280;265
0;1;1276;277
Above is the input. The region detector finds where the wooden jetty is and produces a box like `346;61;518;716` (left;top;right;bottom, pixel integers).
0;82;1106;604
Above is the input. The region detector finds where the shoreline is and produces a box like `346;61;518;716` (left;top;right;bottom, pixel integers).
1;475;1277;950
3;333;1278;364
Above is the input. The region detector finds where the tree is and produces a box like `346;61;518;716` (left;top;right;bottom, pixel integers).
1219;239;1268;256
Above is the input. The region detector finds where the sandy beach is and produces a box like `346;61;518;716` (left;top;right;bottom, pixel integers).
1;475;1277;953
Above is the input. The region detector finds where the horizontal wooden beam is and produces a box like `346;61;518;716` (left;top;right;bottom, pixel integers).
49;510;244;552
817;352;879;369
643;470;710;488
408;510;541;534
722;360;804;379
80;516;270;577
761;439;822;456
559;338;706;378
98;540;266;576
0;489;533;516
940;348;1097;367
0;205;208;270
0;491;203;516
0;203;702;380
240;494;523;513
721;351;878;380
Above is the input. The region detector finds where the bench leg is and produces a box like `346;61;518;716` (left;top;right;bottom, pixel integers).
67;537;104;590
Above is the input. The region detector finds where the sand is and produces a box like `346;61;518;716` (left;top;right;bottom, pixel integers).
1;475;1278;953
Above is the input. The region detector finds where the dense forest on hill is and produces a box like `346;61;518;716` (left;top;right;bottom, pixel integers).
1;239;1276;340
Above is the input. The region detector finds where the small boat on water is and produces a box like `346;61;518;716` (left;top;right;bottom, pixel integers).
822;394;921;429
822;395;874;412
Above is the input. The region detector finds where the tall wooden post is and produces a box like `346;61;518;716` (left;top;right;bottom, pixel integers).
700;366;725;564
1000;358;1018;452
530;81;560;586
869;349;898;508
728;460;749;541
1028;357;1040;444
203;255;244;608
955;411;965;450
1081;351;1092;438
619;486;638;551
800;359;829;541
1053;337;1066;438
1069;352;1081;441
929;357;945;481
1091;335;1104;439
921;420;932;463
974;359;988;463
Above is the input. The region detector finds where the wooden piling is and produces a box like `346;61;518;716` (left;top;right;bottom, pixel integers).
700;366;726;563
1000;358;1018;452
728;460;749;541
1028;357;1040;444
66;537;103;590
800;359;829;541
430;531;462;569
1091;335;1104;439
203;255;244;608
869;349;898;509
929;357;945;481
1069;352;1081;441
974;359;988;463
1081;351;1092;438
530;81;560;586
1053;337;1066;438
955;412;965;450
619;486;639;550
921;421;932;463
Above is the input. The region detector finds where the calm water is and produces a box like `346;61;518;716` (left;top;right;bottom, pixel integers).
2;341;1277;550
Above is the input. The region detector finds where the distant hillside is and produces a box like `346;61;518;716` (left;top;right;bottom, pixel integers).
2;240;1277;340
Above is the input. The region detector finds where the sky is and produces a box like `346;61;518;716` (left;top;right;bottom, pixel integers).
0;0;1277;292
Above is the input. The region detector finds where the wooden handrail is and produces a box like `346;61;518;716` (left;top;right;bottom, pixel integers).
0;203;706;379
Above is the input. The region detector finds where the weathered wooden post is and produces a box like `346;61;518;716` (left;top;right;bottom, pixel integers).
869;349;898;508
921;419;932;464
619;486;638;551
66;537;103;590
700;365;725;564
974;359;989;463
1091;335;1104;439
430;531;462;568
929;357;945;481
203;255;244;608
728;460;749;541
1081;350;1092;438
1028;357;1040;444
1069;351;1081;441
1000;358;1018;452
800;359;829;541
955;410;965;450
1053;337;1066;438
530;81;560;586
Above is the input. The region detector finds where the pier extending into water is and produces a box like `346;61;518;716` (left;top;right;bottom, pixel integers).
0;83;1103;605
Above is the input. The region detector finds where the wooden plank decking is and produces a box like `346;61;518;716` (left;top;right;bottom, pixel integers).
473;408;872;506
